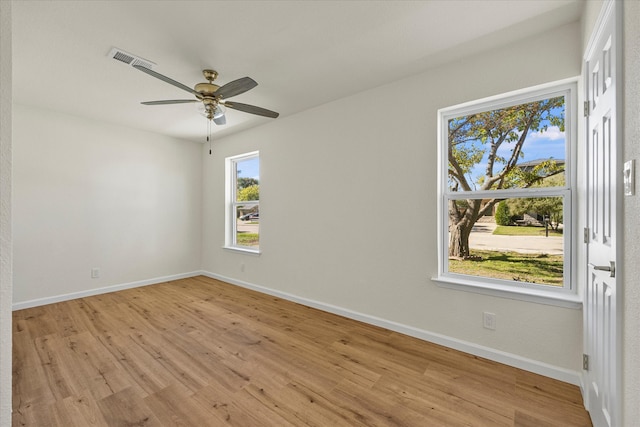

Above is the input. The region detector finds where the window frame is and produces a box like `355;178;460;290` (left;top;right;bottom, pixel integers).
434;79;581;308
225;151;261;254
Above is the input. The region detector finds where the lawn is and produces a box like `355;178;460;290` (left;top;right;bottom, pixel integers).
236;232;259;246
448;249;563;286
493;225;563;236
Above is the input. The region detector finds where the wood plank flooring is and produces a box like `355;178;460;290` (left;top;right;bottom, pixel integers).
12;276;592;426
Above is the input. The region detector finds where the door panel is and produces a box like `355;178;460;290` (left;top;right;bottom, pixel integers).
584;2;619;426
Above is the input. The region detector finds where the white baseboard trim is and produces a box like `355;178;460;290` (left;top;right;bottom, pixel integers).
12;271;203;311
202;271;583;386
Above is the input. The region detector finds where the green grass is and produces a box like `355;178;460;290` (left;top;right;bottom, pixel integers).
448;249;563;286
236;233;259;246
493;225;563;236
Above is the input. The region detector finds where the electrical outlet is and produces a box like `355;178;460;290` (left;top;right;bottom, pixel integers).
91;268;101;279
483;312;496;330
240;263;245;272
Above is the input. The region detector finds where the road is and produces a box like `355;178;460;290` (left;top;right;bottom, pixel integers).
469;220;563;255
237;220;259;234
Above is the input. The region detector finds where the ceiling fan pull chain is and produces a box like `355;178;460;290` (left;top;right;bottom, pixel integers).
208;120;212;155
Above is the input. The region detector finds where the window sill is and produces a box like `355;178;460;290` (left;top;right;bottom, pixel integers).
223;246;261;256
432;276;582;309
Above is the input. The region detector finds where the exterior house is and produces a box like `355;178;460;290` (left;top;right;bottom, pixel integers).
513;158;566;226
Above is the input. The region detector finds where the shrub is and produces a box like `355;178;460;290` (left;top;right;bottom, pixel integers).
495;201;511;226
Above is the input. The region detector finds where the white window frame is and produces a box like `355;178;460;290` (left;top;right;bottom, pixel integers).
225;151;261;254
434;79;581;308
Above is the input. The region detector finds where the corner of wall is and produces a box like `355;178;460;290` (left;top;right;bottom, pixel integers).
0;0;13;425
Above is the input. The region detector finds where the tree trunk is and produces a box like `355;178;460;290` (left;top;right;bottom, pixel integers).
449;220;472;258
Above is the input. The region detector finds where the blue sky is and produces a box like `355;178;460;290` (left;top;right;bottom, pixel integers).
453;100;567;188
237;157;260;180
467;125;566;186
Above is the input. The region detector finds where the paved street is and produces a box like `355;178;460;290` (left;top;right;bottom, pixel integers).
469;220;563;255
237;220;259;234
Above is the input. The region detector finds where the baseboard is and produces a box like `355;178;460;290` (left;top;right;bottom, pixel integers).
12;271;203;311
580;374;590;411
202;271;583;386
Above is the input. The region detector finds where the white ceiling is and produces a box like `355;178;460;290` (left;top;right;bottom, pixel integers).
12;0;583;143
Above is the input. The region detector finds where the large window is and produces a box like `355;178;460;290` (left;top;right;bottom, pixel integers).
225;151;260;253
436;81;577;300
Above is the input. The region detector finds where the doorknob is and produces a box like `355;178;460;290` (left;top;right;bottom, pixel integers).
588;261;616;278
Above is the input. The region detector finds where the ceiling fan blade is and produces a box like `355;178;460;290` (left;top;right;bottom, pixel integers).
141;99;198;105
216;77;258;99
213;115;226;125
133;64;200;97
224;101;279;118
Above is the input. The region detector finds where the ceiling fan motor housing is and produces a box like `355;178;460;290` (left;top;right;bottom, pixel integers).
194;69;220;97
194;83;220;97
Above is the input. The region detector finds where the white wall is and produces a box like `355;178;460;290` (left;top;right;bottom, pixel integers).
12;104;203;305
202;22;584;373
621;1;640;424
0;1;12;425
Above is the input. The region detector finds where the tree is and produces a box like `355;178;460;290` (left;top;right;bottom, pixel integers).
238;184;259;201
237;177;259;190
448;96;564;258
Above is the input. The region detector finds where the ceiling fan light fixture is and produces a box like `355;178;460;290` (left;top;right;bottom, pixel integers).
196;102;225;119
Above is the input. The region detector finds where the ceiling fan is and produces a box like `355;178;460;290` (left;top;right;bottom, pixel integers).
134;65;279;125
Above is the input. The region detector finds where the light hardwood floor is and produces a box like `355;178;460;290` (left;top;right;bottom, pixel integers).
12;276;592;426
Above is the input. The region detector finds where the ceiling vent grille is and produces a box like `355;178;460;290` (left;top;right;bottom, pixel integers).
108;47;156;70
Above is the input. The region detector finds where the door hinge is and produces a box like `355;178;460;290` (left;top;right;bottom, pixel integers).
584;227;590;243
583;354;589;371
584;100;590;117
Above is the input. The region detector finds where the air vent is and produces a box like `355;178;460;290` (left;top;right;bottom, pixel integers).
108;47;156;70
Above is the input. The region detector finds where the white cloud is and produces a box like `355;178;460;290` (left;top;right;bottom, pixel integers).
527;125;565;142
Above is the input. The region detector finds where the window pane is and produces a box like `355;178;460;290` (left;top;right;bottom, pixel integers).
447;197;564;286
236;204;259;248
448;96;566;192
235;157;260;202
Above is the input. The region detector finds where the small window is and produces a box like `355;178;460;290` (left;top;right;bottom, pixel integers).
225;151;260;253
437;81;576;298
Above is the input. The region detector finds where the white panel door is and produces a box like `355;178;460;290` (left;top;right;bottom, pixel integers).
584;2;620;426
